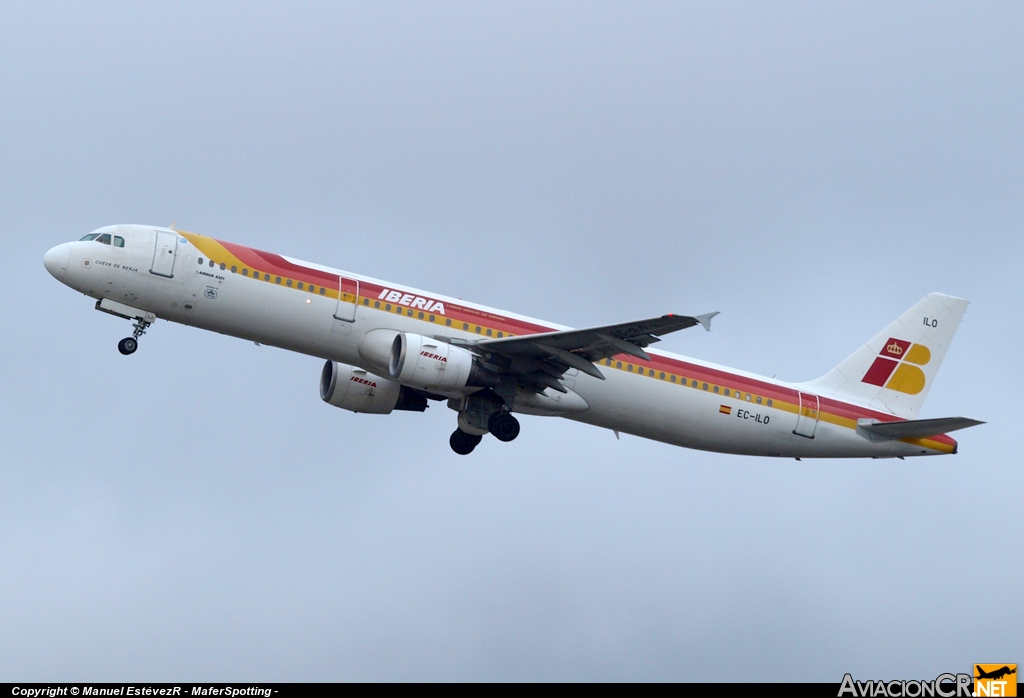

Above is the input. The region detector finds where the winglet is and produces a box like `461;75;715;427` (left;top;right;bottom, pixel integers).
695;311;719;332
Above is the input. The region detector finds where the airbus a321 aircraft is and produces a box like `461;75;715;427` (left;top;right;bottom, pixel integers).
44;225;982;456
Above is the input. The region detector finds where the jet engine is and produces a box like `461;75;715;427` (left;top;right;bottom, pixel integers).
389;332;479;392
320;361;427;414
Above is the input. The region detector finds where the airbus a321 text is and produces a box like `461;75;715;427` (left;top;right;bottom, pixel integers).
44;226;982;456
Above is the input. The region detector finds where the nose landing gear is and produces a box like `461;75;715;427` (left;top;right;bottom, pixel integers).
117;318;151;356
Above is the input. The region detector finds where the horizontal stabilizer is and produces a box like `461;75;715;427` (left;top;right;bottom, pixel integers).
856;416;984;440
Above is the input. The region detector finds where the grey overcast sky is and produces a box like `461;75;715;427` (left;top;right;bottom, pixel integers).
1;1;1021;681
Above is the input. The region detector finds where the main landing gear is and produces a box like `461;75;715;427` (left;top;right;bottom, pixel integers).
447;390;522;455
117;318;151;356
488;411;521;442
448;412;521;455
450;429;483;455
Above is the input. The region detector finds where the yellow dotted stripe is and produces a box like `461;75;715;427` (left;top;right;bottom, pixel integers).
598;357;785;412
181;232;351;303
595;358;953;452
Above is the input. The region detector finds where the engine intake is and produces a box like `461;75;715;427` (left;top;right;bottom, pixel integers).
389;332;477;392
320;361;427;414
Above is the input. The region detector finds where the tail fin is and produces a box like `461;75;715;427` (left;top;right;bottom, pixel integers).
801;293;969;418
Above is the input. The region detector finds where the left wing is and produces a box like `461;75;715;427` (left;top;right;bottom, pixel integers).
450;312;717;393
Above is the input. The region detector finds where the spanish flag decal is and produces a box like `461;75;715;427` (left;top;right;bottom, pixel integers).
719;405;732;415
861;338;931;395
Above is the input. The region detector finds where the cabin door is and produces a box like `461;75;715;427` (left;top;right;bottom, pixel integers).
334;276;359;322
793;392;820;438
150;231;178;278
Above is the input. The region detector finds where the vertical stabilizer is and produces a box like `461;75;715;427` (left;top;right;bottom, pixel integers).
801;293;969;418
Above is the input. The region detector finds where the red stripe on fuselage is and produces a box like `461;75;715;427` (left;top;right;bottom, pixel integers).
212;236;956;447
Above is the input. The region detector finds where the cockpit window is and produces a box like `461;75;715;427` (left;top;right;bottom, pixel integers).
113;236;125;248
80;233;99;241
95;233;112;245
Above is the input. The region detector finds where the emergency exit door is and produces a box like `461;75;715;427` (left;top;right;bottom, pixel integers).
793;392;820;438
334;276;359;322
150;231;178;278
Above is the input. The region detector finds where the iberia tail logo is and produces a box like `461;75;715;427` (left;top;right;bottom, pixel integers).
861;338;931;395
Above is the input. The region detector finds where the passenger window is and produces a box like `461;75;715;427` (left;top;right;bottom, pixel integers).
80;233;99;241
756;396;762;404
113;236;125;247
475;326;481;333
692;380;698;387
231;266;237;273
363;298;369;305
445;319;452;326
374;301;380;308
319;288;325;295
430;315;436;322
463;323;469;330
242;269;248;276
767;399;773;407
627;365;633;372
198;257;204;265
746;394;751;401
96;233;111;245
497;332;503;338
702;383;708;390
713;385;720;393
724;389;730;396
209;260;214;267
275;277;281;284
220;263;226;271
286;279;292;287
418;312;424;319
486;328;492;336
670;375;676;382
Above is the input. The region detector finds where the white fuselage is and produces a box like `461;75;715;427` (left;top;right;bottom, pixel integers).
43;225;959;458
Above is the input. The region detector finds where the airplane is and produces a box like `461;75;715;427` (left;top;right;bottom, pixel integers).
976;666;1016;681
43;225;983;456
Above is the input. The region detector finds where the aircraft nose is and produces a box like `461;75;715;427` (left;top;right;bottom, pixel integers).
44;243;71;281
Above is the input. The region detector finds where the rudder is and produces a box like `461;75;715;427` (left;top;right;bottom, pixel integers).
801;293;969;418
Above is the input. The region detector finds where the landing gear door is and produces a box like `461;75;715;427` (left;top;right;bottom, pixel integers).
334;276;359;322
793;391;820;438
150;231;178;278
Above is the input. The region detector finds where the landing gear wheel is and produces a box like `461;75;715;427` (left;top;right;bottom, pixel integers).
118;337;138;355
488;412;520;442
450;429;482;455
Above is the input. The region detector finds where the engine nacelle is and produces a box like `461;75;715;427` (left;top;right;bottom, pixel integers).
320;361;427;414
389;332;476;392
